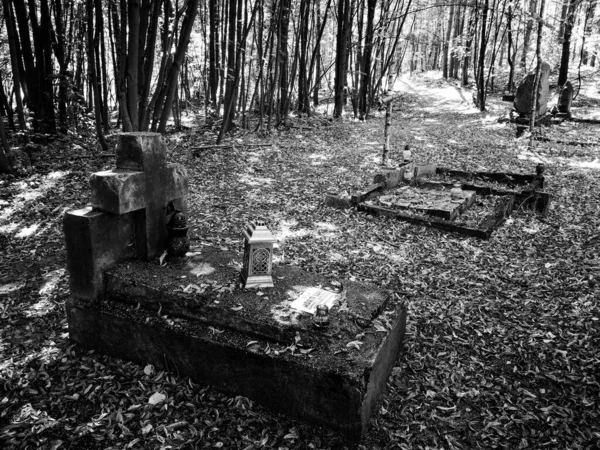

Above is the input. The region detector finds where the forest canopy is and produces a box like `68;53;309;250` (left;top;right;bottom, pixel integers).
0;0;598;172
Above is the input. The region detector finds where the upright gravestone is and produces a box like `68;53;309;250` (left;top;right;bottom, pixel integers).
558;81;574;115
63;132;188;300
514;61;551;117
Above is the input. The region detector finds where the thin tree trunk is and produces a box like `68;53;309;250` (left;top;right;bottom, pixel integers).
476;0;489;110
443;3;455;79
298;0;311;113
138;0;162;130
157;0;199;132
529;0;546;138
278;0;291;120
359;0;376;119
520;0;537;70
2;0;26;130
558;0;579;86
0;108;12;173
208;0;219;107
87;0;108;151
52;0;70;133
506;0;515;90
127;0;140;129
333;0;350;118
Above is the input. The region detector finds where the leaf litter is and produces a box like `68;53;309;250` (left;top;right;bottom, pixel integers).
0;80;599;449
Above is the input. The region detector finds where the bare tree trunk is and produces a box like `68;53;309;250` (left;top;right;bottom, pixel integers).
506;0;515;90
138;0;162;130
278;0;291;120
529;0;546;139
112;0;133;131
2;0;26;130
208;0;219;107
0;109;12;173
476;0;489;110
462;2;476;85
157;0;199;132
87;0;108;151
13;0;40;124
558;0;579;86
298;0;311;113
52;0;70;133
443;3;455;79
359;0;376;119
127;0;140;129
520;0;537;70
333;0;350;118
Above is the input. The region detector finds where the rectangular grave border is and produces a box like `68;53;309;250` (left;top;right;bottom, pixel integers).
325;162;550;239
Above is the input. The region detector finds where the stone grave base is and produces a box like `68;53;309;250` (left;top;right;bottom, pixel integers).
325;164;550;239
513;114;551;136
67;247;407;440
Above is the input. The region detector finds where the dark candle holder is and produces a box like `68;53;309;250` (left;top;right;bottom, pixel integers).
165;211;190;257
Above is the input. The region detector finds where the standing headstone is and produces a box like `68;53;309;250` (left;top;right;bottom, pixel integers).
558;81;574;114
63;132;188;300
514;61;551;117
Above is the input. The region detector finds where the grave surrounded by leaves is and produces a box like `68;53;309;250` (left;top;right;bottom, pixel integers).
326;161;550;239
63;133;407;440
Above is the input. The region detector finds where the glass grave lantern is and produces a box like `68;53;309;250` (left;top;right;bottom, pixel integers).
241;220;277;288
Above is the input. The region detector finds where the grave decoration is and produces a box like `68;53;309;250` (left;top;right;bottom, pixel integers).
63;133;407;440
165;208;190;257
241;220;277;288
325;159;551;239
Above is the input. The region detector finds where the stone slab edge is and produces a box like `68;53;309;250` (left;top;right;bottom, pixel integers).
356;195;515;240
66;299;407;440
64;207;136;300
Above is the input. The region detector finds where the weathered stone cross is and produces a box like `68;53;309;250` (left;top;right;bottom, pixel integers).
64;132;188;301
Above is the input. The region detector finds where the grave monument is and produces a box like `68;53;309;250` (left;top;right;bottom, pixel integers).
63;132;407;440
514;61;551;117
557;81;574;117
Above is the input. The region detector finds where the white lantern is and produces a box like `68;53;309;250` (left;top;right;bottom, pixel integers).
241;220;277;288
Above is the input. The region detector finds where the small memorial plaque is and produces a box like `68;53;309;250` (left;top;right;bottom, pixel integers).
290;288;339;314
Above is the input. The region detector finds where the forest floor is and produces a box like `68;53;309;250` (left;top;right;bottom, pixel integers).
1;74;599;450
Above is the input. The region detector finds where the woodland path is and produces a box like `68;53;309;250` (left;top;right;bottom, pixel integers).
1;76;599;449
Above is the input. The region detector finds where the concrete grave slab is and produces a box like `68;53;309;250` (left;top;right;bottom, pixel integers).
67;246;407;440
64;134;407;440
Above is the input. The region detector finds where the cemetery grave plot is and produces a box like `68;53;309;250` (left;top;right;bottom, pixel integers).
366;184;476;221
63;132;408;441
326;162;550;239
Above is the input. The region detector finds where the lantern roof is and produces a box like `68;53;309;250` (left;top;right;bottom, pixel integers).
243;220;278;244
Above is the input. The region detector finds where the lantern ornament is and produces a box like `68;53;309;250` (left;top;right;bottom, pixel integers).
241;220;277;289
165;210;190;258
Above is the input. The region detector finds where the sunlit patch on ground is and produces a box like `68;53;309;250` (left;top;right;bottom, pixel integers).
239;174;274;186
315;221;338;231
278;219;313;242
567;158;600;169
15;223;39;238
0;282;26;296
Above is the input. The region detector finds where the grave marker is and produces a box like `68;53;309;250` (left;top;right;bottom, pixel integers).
64;132;188;300
514;61;551;117
557;81;574;116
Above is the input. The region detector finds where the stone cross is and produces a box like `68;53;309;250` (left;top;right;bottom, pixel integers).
64;132;188;301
